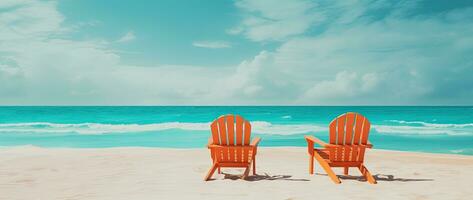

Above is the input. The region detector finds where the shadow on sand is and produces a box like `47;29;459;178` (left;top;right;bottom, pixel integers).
221;173;310;182
316;173;434;182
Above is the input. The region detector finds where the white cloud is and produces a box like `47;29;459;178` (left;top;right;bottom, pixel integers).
300;71;382;104
218;1;473;105
0;0;234;105
0;0;66;40
192;41;232;49
117;31;136;43
231;0;323;41
1;0;473;105
226;26;244;35
228;0;426;42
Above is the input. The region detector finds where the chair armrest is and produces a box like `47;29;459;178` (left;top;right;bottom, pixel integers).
305;135;334;148
305;135;373;148
250;137;261;147
207;144;223;149
366;141;373;148
206;137;213;148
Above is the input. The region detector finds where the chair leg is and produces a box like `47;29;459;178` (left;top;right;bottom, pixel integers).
242;165;251;180
358;164;377;184
344;167;349;175
204;163;218;181
252;159;256;175
309;155;314;174
313;152;341;184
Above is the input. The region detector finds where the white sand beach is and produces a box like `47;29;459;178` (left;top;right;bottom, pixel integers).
1;146;472;200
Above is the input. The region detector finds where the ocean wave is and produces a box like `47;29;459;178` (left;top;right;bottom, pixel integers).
1;121;471;136
450;149;473;155
387;120;473;128
378;120;473;136
0;122;326;135
0;122;209;135
251;121;326;135
372;125;472;136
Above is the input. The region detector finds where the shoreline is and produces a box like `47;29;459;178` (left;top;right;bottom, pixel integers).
1;145;472;158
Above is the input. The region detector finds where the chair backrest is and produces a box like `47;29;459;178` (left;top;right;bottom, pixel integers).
329;112;371;146
328;112;371;162
210;114;252;146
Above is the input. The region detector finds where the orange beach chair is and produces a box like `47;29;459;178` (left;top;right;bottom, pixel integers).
204;114;261;181
305;112;377;184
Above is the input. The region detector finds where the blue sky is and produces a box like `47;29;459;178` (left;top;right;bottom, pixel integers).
59;0;266;66
0;0;472;105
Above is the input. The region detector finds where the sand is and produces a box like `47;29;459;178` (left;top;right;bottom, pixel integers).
1;146;472;200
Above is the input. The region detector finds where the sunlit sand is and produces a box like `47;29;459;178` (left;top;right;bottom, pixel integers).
1;146;471;200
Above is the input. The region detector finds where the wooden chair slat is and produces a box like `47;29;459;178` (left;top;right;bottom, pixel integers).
229;147;235;162
345;112;355;145
236;147;242;162
358;147;366;162
329;120;337;144
244;121;251;145
351;146;359;162
226;115;235;145
217;117;227;145
353;114;365;145
337;115;346;145
361;119;371;144
343;146;350;162
235;116;244;145
210;122;220;145
243;148;248;163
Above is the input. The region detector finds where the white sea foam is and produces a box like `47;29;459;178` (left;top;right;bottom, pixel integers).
1;120;471;136
0;122;210;135
387;120;473;128
251;121;326;135
450;149;464;154
281;115;292;119
450;149;473;154
0;121;326;135
374;120;473;136
372;125;472;136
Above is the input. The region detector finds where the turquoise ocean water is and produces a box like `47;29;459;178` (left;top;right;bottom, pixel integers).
0;106;472;155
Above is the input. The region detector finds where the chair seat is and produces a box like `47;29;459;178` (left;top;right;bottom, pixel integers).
314;148;330;159
314;148;363;167
214;162;252;167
